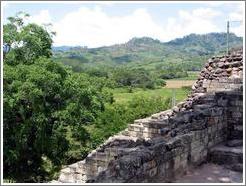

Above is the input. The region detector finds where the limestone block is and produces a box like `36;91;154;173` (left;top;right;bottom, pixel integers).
128;124;144;132
134;117;152;125
61;167;73;174
58;172;76;183
143;127;160;134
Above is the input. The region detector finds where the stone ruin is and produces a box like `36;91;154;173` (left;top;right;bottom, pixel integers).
54;49;243;183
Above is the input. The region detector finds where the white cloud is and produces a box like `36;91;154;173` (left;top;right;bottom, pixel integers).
229;4;244;36
164;8;221;41
29;6;225;47
29;10;52;25
53;6;164;47
229;4;244;20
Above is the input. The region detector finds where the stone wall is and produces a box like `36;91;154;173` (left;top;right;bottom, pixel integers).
55;49;243;183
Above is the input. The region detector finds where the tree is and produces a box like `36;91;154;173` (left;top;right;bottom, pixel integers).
3;13;111;182
3;12;54;65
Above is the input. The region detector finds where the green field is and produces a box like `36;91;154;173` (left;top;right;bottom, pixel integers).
174;71;200;80
111;87;190;104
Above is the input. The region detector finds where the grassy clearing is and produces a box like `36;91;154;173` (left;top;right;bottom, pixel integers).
163;71;198;88
165;80;196;88
111;87;190;104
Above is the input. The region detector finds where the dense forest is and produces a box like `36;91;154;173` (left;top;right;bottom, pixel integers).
3;12;243;183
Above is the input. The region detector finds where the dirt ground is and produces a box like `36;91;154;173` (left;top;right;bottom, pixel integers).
174;163;243;183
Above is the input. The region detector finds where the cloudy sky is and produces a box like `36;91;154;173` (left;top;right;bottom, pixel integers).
2;1;245;48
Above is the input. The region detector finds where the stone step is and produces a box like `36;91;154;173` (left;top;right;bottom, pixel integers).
120;128;130;136
225;163;243;172
89;152;108;161
132;120;169;130
151;110;172;119
105;147;139;157
142;120;169;129
86;156;110;164
208;142;243;172
225;140;243;147
228;125;243;140
128;124;164;135
58;171;87;183
128;124;144;132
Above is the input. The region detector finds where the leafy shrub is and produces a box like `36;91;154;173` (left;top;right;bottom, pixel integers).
89;95;171;146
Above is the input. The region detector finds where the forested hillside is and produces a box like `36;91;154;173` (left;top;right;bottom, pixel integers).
52;33;242;84
53;33;242;71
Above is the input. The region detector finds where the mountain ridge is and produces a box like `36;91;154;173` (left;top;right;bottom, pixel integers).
52;32;243;72
53;32;242;53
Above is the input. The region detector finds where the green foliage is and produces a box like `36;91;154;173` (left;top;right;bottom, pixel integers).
112;87;188;105
4;12;54;65
157;66;188;79
155;79;166;87
88;95;171;147
3;14;112;182
167;33;243;55
111;67;160;89
53;33;243;76
3;57;111;181
181;85;192;92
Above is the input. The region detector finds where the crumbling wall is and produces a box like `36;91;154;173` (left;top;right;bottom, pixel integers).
55;49;243;183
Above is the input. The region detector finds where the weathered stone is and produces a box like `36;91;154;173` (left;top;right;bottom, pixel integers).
160;128;170;135
207;66;213;71
217;62;225;68
226;140;243;147
214;68;224;74
172;106;179;113
209;144;243;165
226;163;243;172
231;61;242;67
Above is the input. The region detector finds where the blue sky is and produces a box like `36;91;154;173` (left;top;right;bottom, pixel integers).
2;1;244;48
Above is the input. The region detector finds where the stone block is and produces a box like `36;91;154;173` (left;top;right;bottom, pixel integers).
148;167;157;177
59;172;76;183
143;160;156;171
174;156;181;170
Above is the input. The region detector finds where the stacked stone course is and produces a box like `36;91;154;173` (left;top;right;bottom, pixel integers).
54;49;243;183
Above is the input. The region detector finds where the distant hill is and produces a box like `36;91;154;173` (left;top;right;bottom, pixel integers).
166;33;242;55
52;32;243;72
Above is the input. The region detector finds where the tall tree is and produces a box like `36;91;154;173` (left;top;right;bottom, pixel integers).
3;12;54;65
3;13;111;182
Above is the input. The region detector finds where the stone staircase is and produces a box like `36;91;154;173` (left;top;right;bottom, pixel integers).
208;140;243;172
125;110;172;139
